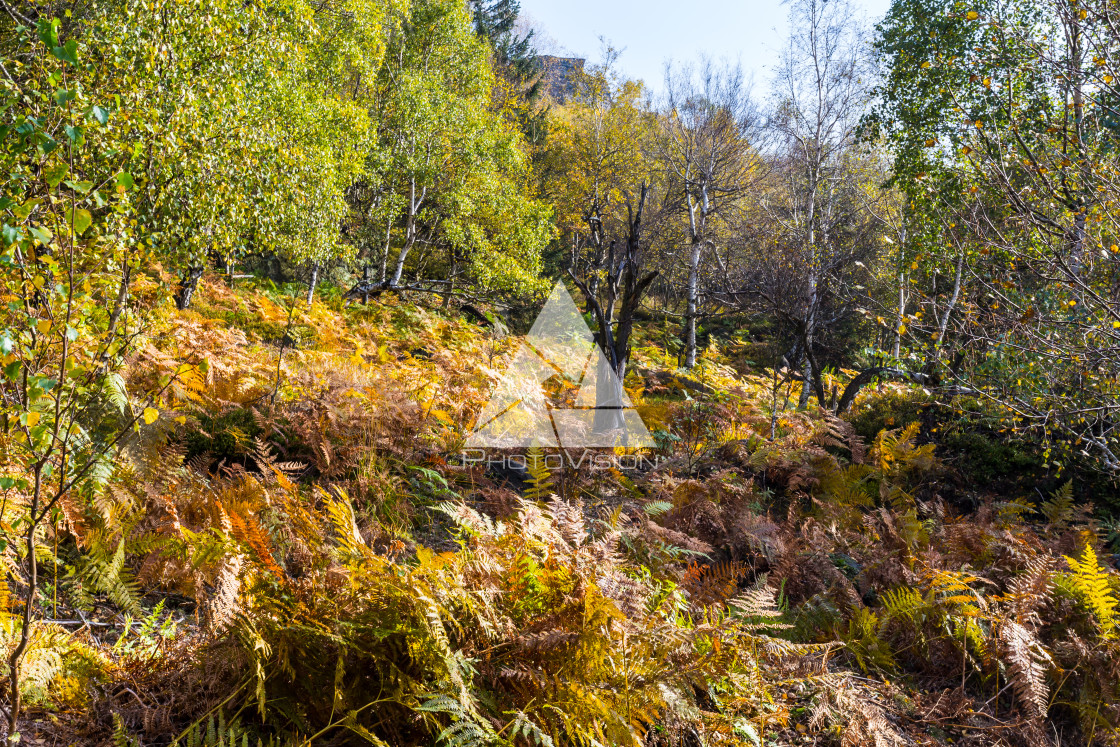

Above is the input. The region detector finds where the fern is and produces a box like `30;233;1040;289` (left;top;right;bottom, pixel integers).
419;693;498;747
729;579;790;632
998;620;1052;720
112;713;139;747
524;446;555;503
1039;480;1075;526
880;586;923;624
1064;544;1119;637
79;530;141;615
506;711;555;747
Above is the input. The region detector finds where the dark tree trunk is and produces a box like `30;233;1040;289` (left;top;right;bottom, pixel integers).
569;185;659;444
177;266;204;310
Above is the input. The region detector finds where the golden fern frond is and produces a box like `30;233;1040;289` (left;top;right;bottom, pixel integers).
524;447;555;503
1064;544;1118;636
324;487;366;557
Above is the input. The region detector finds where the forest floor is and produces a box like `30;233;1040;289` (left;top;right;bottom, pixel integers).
10;274;1120;746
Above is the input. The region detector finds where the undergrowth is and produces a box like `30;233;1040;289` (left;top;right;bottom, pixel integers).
0;275;1117;746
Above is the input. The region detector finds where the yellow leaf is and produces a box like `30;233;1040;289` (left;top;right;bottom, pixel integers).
23;411;40;427
966;10;979;20
36;319;51;334
142;407;159;425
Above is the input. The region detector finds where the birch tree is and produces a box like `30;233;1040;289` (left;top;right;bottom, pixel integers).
767;0;871;404
659;61;761;368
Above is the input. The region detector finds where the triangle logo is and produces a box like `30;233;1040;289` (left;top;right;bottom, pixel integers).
466;282;655;449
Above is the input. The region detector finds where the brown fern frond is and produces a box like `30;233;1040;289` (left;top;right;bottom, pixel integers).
998;620;1053;721
204;554;243;633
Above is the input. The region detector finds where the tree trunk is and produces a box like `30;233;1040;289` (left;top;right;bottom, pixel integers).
797;355;813;408
306;261;320;307
798;267;819;407
893;264;906;359
683;239;702;368
176;266;203;310
893;225;908;359
7;466;42;735
106;262;132;340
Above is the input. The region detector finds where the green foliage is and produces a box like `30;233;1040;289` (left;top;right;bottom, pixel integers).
184;408;264;465
847;390;928;445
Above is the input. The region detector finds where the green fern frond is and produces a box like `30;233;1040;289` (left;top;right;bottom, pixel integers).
1040;480;1075;526
80;532;141;615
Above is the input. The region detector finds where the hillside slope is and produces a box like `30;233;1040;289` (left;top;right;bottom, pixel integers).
3;276;1118;746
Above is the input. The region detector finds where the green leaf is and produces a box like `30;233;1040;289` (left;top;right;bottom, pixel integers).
1;225;20;247
43;162;68;188
70;208;92;235
52;40;79;66
53;88;76;106
114;171;134;190
29;226;53;245
89;105;108;125
37;135;58;157
37;17;59;49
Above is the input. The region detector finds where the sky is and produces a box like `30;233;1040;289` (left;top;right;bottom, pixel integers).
518;0;893;96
